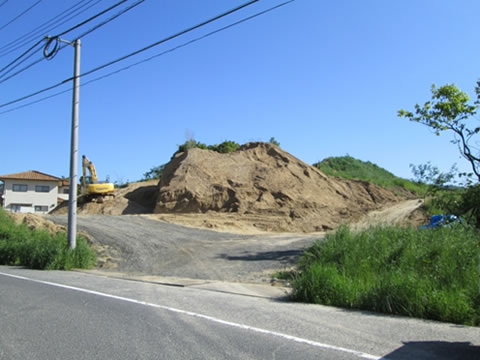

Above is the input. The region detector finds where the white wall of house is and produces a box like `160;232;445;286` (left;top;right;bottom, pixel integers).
3;179;58;214
58;185;69;201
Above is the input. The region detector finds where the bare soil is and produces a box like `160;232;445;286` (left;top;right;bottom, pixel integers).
53;142;413;233
38;143;430;281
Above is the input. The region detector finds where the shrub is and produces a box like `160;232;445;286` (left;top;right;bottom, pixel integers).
291;225;480;325
175;139;241;155
0;209;96;270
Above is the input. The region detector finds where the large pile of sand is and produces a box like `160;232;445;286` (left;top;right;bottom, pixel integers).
50;142;411;233
154;142;400;232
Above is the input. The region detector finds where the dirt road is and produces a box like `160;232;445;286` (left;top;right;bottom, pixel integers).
48;200;425;283
48;215;320;283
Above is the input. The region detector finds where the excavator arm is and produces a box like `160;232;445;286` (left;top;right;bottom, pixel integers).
82;155;99;184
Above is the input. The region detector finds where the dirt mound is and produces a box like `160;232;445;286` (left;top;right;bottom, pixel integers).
7;212;67;234
52;180;157;215
154;142;400;232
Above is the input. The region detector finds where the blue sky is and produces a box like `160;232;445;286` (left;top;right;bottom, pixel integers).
1;0;479;184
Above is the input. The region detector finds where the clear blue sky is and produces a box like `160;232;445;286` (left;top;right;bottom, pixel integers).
1;0;479;184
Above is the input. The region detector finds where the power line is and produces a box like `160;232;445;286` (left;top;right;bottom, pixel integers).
0;1;8;9
0;77;70;110
0;0;293;113
0;0;43;32
69;0;145;40
79;0;260;79
0;0;125;68
56;0;129;38
0;0;101;57
80;0;295;84
0;0;145;84
0;54;44;84
0;39;43;75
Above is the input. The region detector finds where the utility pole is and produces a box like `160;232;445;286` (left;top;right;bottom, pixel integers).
44;37;81;249
68;39;81;250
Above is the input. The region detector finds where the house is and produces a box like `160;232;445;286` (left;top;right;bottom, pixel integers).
0;170;63;214
58;178;70;201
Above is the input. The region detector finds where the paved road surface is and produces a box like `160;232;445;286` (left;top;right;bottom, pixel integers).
1;267;479;360
48;215;318;282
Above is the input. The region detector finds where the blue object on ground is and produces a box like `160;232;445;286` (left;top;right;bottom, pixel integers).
420;214;458;229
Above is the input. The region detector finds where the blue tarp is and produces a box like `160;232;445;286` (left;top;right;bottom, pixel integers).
420;214;458;229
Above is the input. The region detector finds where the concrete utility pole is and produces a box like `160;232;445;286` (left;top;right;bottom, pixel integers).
67;39;81;250
44;36;81;249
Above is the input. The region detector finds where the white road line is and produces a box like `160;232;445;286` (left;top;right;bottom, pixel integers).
0;271;383;360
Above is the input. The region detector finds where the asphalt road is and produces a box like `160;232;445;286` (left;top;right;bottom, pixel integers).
48;215;318;282
1;267;479;360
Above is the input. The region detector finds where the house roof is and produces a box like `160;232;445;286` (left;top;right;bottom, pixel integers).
0;170;61;182
59;179;70;186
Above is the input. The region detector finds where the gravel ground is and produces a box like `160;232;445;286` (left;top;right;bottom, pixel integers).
48;215;320;283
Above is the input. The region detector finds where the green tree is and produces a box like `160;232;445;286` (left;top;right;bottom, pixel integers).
269;137;280;146
410;162;458;198
398;82;480;182
143;164;166;180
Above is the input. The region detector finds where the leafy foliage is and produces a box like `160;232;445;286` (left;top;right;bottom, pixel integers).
291;225;480;325
314;156;426;195
410;162;457;187
269;137;280;146
176;139;241;155
143;164;166;180
0;209;96;270
398;82;480;183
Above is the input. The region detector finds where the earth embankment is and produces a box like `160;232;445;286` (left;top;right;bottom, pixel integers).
52;142;419;233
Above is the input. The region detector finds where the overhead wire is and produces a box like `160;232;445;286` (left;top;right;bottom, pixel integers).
72;0;145;39
0;0;43;32
0;54;44;83
0;0;101;57
0;0;294;115
0;0;145;84
55;0;129;38
78;0;260;79
0;39;43;75
0;1;8;9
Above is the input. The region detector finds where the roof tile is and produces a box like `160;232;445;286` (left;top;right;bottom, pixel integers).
0;170;61;182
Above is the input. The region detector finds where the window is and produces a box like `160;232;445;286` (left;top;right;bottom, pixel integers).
12;184;28;192
10;203;32;212
35;185;50;193
34;205;48;212
63;188;69;194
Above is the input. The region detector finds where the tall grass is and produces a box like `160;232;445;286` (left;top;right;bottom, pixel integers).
291;225;480;326
0;209;96;270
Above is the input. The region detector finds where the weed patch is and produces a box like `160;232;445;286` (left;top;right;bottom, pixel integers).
291;225;480;326
0;209;96;270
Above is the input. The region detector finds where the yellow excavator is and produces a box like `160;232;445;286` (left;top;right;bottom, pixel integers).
80;155;115;203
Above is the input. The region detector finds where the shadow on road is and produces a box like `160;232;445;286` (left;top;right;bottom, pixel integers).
217;249;303;264
383;341;480;360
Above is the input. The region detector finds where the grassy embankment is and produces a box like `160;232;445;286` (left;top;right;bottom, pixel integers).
314;155;426;196
291;225;480;326
0;209;96;270
293;156;480;326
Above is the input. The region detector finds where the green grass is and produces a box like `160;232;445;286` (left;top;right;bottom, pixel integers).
0;209;96;270
291;225;480;326
314;156;426;195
